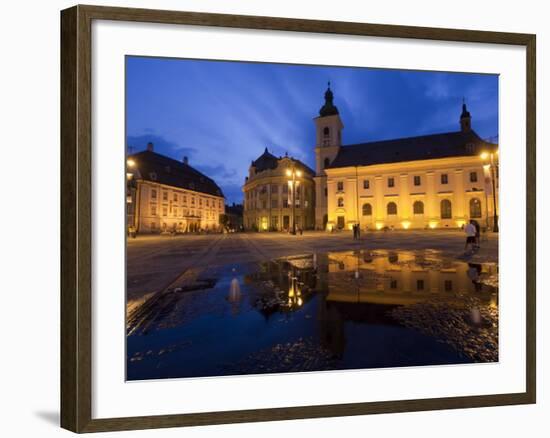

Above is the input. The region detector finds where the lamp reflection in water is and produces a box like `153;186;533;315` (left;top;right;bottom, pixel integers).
286;269;303;309
228;276;242;314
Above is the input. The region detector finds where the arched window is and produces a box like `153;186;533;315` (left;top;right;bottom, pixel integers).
362;203;372;216
387;202;397;215
323;157;330;169
470;198;482;218
337;197;344;207
323;126;330;137
440;199;452;219
413;201;424;215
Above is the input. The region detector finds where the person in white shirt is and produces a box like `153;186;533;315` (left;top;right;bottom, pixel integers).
464;221;477;251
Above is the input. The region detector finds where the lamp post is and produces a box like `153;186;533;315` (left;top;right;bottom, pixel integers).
355;166;360;234
126;158;137;237
286;166;302;235
480;151;499;232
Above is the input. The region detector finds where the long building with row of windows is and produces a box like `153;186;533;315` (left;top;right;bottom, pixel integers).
126;143;225;233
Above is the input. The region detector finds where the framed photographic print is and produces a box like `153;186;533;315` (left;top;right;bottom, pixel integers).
60;4;536;433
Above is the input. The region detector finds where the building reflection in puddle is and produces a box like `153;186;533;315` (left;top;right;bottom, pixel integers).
128;249;499;380
250;250;498;360
256;250;498;306
322;250;497;306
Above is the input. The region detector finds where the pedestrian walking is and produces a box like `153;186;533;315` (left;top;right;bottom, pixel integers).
472;219;481;249
464;220;477;252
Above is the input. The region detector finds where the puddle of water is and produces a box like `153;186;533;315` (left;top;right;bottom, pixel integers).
127;250;498;381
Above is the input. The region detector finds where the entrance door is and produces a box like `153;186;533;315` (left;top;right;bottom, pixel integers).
337;216;345;230
283;215;290;230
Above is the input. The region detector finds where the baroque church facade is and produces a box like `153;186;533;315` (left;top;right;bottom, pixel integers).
314;85;498;231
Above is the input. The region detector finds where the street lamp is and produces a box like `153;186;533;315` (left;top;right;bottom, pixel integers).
286;166;302;235
126;157;139;237
480;151;499;232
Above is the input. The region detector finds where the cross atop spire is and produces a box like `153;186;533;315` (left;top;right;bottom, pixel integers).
461;98;471;119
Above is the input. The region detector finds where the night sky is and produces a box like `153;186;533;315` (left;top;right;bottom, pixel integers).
126;56;498;204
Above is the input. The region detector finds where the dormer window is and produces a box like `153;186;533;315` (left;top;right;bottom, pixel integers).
149;172;157;180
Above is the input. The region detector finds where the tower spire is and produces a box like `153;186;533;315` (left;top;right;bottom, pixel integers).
319;82;339;117
460;98;472;132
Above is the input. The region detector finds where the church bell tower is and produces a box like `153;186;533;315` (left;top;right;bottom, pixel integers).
314;82;343;230
460;99;472;132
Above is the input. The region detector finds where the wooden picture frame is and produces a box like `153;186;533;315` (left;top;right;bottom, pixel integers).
61;4;536;433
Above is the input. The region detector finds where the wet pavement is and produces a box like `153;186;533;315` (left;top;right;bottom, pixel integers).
126;230;498;306
127;249;498;380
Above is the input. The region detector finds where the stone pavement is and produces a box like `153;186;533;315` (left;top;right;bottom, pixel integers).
126;230;498;310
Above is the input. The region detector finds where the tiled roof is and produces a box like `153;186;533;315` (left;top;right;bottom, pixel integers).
252;148;279;172
252;148;315;176
327;130;496;169
130;150;224;198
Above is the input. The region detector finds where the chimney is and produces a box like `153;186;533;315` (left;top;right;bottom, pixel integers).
146;142;154;152
183;156;188;165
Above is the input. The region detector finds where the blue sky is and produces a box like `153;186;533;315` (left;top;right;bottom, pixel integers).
126;56;498;204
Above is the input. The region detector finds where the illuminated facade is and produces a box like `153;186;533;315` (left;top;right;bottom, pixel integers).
127;143;225;233
243;148;315;231
314;85;499;231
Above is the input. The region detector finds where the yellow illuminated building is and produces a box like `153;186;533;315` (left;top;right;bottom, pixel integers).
243;148;315;231
314;85;499;231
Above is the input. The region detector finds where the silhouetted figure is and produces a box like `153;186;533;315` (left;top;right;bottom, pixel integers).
472;219;481;249
464;220;477;252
